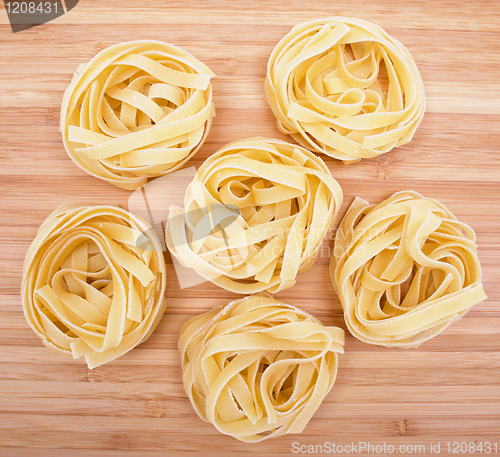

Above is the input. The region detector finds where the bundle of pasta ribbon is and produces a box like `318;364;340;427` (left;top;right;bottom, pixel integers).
21;205;167;368
266;17;425;163
180;294;345;442
61;40;215;190
330;191;487;347
166;138;343;294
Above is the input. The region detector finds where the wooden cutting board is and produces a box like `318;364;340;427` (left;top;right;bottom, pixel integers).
1;1;499;455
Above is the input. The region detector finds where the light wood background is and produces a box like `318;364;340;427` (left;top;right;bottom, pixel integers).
1;1;499;456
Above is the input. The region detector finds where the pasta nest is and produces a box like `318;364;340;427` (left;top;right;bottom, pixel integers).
60;40;215;190
330;191;487;347
21;205;167;369
180;294;345;442
266;17;425;163
166;138;343;294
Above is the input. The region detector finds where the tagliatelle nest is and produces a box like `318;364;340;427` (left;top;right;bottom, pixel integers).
21;205;167;369
266;17;425;163
330;191;487;348
166;137;343;294
61;40;215;190
180;294;345;442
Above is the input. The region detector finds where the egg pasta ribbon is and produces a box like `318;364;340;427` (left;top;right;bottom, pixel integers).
61;40;215;190
180;294;345;442
330;191;487;347
166;137;343;294
266;17;425;163
22;205;167;368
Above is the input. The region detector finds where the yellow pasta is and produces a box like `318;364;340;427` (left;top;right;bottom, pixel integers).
166;137;343;294
180;294;345;442
60;40;215;190
21;204;167;369
330;191;487;348
266;17;425;164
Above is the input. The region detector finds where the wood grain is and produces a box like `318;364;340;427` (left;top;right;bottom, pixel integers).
1;1;499;455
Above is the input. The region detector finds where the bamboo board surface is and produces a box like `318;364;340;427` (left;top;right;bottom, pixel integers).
1;1;499;456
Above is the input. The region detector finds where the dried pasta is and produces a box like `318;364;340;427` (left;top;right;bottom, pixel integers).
166;137;343;294
266;17;425;163
21;205;167;368
61;40;215;190
180;294;345;442
330;191;487;347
